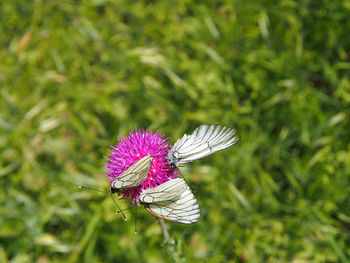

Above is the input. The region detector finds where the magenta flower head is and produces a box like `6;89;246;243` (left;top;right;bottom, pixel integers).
105;129;178;204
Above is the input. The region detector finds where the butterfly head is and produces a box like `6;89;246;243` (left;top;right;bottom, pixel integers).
167;150;180;169
110;187;120;194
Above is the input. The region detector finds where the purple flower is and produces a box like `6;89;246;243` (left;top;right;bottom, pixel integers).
105;129;178;204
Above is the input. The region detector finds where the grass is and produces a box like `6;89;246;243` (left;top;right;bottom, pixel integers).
0;0;349;262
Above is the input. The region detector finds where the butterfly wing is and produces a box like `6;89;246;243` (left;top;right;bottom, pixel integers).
111;155;152;192
140;178;200;224
144;188;200;224
169;124;239;167
139;178;187;203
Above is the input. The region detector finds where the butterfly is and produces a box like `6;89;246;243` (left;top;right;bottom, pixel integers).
137;178;200;224
168;124;239;169
110;154;153;194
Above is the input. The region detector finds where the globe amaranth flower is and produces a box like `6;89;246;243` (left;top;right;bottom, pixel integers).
105;129;178;204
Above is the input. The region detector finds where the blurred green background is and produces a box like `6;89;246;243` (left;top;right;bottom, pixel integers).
1;0;349;262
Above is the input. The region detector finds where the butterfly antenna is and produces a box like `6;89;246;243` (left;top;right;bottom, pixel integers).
176;169;195;192
78;185;109;194
110;192;127;221
135;206;138;235
116;206;135;214
78;185;127;220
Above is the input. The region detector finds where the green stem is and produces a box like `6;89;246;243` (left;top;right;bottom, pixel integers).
157;218;178;263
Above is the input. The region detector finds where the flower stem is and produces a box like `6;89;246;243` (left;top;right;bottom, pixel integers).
158;218;178;262
158;218;170;240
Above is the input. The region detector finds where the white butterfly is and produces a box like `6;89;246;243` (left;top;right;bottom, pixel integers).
110;155;153;194
138;178;200;224
168;124;239;168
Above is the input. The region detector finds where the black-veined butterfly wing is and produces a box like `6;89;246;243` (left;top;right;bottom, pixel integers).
139;178;187;203
168;124;239;167
139;178;200;224
111;155;152;193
